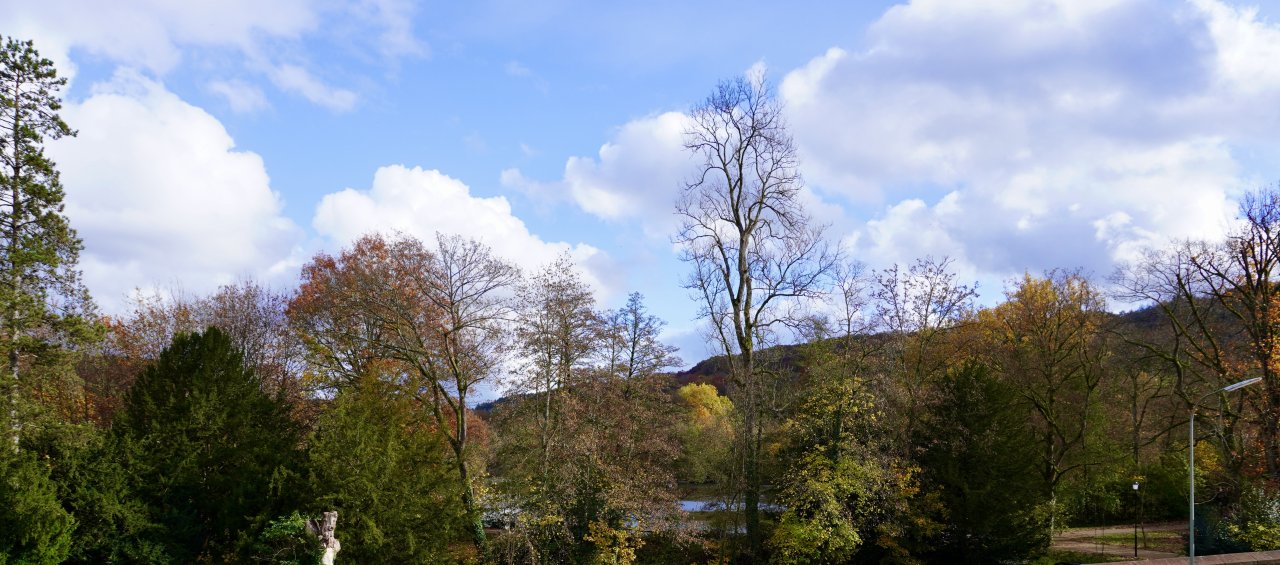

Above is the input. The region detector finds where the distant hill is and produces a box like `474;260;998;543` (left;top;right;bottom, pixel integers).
477;303;1180;417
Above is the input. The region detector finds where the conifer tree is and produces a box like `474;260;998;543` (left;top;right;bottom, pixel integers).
0;36;93;449
112;327;302;562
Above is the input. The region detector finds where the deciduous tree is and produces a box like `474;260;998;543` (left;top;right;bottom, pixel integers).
291;233;518;551
675;73;836;558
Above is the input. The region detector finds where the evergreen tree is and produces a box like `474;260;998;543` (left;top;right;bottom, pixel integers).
304;373;463;562
0;36;94;449
25;421;161;563
915;362;1050;563
0;447;74;564
112;327;303;562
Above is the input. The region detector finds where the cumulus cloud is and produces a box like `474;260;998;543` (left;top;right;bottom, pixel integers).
313;165;616;297
509;0;1275;298
50;71;304;313
777;0;1274;283
503;111;697;236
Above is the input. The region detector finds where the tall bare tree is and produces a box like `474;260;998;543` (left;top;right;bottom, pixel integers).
674;74;836;557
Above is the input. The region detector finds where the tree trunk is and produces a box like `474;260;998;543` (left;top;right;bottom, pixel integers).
456;456;486;551
6;87;21;452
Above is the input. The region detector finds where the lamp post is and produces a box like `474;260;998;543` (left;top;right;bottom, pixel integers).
1189;376;1262;564
1132;480;1140;558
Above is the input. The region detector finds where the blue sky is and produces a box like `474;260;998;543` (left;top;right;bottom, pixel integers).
8;0;1280;366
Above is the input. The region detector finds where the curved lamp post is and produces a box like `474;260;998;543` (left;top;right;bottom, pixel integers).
1189;376;1262;564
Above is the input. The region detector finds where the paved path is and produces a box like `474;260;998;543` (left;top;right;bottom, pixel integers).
1053;522;1183;560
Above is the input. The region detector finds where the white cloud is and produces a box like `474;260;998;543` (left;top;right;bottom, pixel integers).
1194;0;1280;94
5;0;316;75
208;79;270;113
3;0;425;110
313;165;616;297
503;112;696;236
776;0;1271;283
266;63;358;112
348;0;427;59
50;71;304;313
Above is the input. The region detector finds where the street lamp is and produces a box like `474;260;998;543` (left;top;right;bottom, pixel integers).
1189;376;1262;564
1132;480;1140;558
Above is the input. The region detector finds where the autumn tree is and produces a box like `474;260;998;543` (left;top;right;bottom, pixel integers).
288;237;396;389
291;232;518;551
675;73;836;558
514;253;599;476
1113;187;1280;482
1;37;95;449
75;281;303;428
495;288;685;564
980;271;1109;529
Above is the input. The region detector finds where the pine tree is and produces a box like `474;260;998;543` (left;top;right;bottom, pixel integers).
0;36;93;449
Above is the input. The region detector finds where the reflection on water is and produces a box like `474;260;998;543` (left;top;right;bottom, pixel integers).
679;500;782;512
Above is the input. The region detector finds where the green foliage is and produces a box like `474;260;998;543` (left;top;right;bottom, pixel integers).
249;512;323;565
0;449;73;565
0;35;96;447
1221;483;1280;551
768;334;930;564
304;374;461;563
915;362;1050;563
111;327;304;562
24;421;161;563
769;454;865;564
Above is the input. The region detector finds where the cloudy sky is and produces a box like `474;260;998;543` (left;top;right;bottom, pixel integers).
7;0;1280;364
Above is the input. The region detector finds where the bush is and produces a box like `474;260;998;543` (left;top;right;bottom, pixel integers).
1220;483;1280;551
249;513;323;565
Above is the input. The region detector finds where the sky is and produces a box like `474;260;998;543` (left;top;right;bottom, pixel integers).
7;0;1280;367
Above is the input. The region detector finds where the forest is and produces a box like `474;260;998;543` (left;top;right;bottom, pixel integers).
4;35;1280;564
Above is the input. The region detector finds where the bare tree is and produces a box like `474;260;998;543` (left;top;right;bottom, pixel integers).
1112;187;1280;480
870;256;976;454
514;253;600;477
674;74;836;557
600;292;681;381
